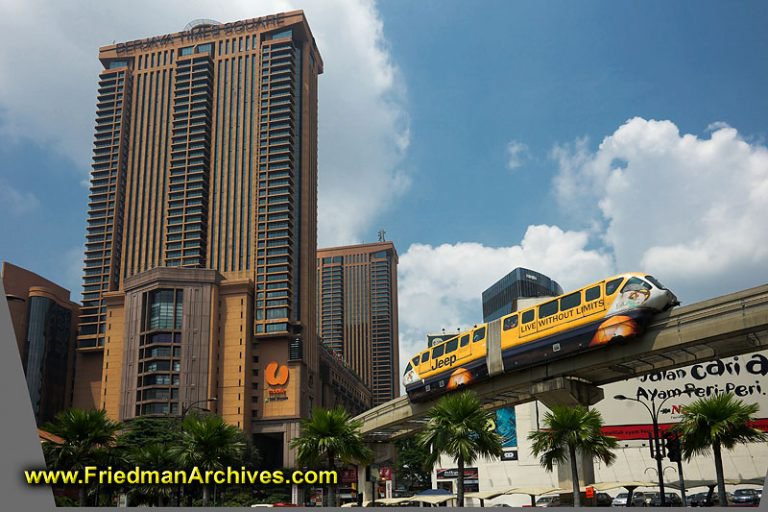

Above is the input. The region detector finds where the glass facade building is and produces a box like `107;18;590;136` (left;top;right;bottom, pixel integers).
481;267;563;323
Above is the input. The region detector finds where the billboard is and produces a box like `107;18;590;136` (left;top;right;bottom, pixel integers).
598;349;768;439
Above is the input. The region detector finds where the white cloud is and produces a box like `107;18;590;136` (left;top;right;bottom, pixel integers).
397;225;614;379
0;179;39;215
506;139;528;170
553;117;768;301
0;0;409;246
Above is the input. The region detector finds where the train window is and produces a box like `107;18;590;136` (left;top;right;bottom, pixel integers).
432;344;445;358
585;285;601;302
645;275;666;289
412;356;420;366
503;315;518;331
621;277;651;293
421;352;429;363
560;292;581;311
404;362;412;373
473;327;486;342
539;300;558;318
606;278;623;295
460;334;470;347
446;338;458;353
522;310;535;324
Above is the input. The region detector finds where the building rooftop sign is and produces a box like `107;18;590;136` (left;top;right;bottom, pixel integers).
115;13;286;54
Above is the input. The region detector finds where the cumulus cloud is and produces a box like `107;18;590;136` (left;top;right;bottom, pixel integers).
0;0;409;246
396;118;768;382
506;139;529;170
553;117;768;301
0;179;39;215
397;225;614;379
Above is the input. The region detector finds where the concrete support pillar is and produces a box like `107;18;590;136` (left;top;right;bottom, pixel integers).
356;442;397;504
531;377;605;495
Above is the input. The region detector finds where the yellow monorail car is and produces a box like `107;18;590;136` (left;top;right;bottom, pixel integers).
403;273;678;401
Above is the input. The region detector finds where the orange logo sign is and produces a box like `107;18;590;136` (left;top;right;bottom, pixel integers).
265;361;289;386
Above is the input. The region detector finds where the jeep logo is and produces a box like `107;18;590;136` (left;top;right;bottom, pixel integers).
431;354;457;371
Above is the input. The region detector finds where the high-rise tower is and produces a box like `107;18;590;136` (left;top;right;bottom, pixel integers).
74;11;322;466
316;242;400;406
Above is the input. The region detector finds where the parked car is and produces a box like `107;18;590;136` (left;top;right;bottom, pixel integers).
648;492;683;507
731;488;761;506
688;491;733;507
535;495;562;507
612;492;647;507
595;492;613;506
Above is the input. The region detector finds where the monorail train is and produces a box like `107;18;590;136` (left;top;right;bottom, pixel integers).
403;272;678;401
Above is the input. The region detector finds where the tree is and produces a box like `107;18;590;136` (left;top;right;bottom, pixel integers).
42;409;121;506
673;392;767;506
417;391;503;506
170;414;245;506
528;405;618;507
290;406;372;507
126;443;178;506
395;436;431;493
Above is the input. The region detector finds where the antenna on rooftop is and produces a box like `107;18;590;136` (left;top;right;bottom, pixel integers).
378;230;386;242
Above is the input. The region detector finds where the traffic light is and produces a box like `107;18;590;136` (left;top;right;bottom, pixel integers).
664;432;682;462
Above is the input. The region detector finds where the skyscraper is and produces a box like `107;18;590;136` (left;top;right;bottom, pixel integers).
316;242;399;406
74;11;323;466
481;267;563;323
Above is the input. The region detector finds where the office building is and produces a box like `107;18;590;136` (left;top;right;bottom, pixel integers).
1;262;79;424
316;241;399;406
74;11;323;466
481;267;563;323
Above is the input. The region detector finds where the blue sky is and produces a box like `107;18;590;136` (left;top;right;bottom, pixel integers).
375;0;768;248
1;0;767;371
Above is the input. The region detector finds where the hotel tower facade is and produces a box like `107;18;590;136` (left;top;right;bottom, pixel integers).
74;11;322;465
316;242;400;406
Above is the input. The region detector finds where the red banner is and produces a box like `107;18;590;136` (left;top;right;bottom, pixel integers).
601;418;768;440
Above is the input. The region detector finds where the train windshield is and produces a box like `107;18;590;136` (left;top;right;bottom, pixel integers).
621;277;651;293
645;275;667;289
404;362;412;374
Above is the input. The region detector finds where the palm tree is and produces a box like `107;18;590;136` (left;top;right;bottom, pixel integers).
673;392;767;506
171;414;245;506
528;405;618;507
417;391;503;506
127;443;178;506
290;406;372;507
42;409;121;506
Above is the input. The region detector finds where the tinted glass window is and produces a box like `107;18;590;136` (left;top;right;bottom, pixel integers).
645;275;666;289
606;278;623;295
539;300;558;318
412;356;420;366
503;315;518;331
560;292;581;310
432;344;445;358
421;352;429;363
621;277;651;293
585;286;601;302
446;338;458;353
460;334;470;347
404;362;412;373
522;310;535;324
473;327;486;342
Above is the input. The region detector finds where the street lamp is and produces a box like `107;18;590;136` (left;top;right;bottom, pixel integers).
181;397;217;419
614;394;671;506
